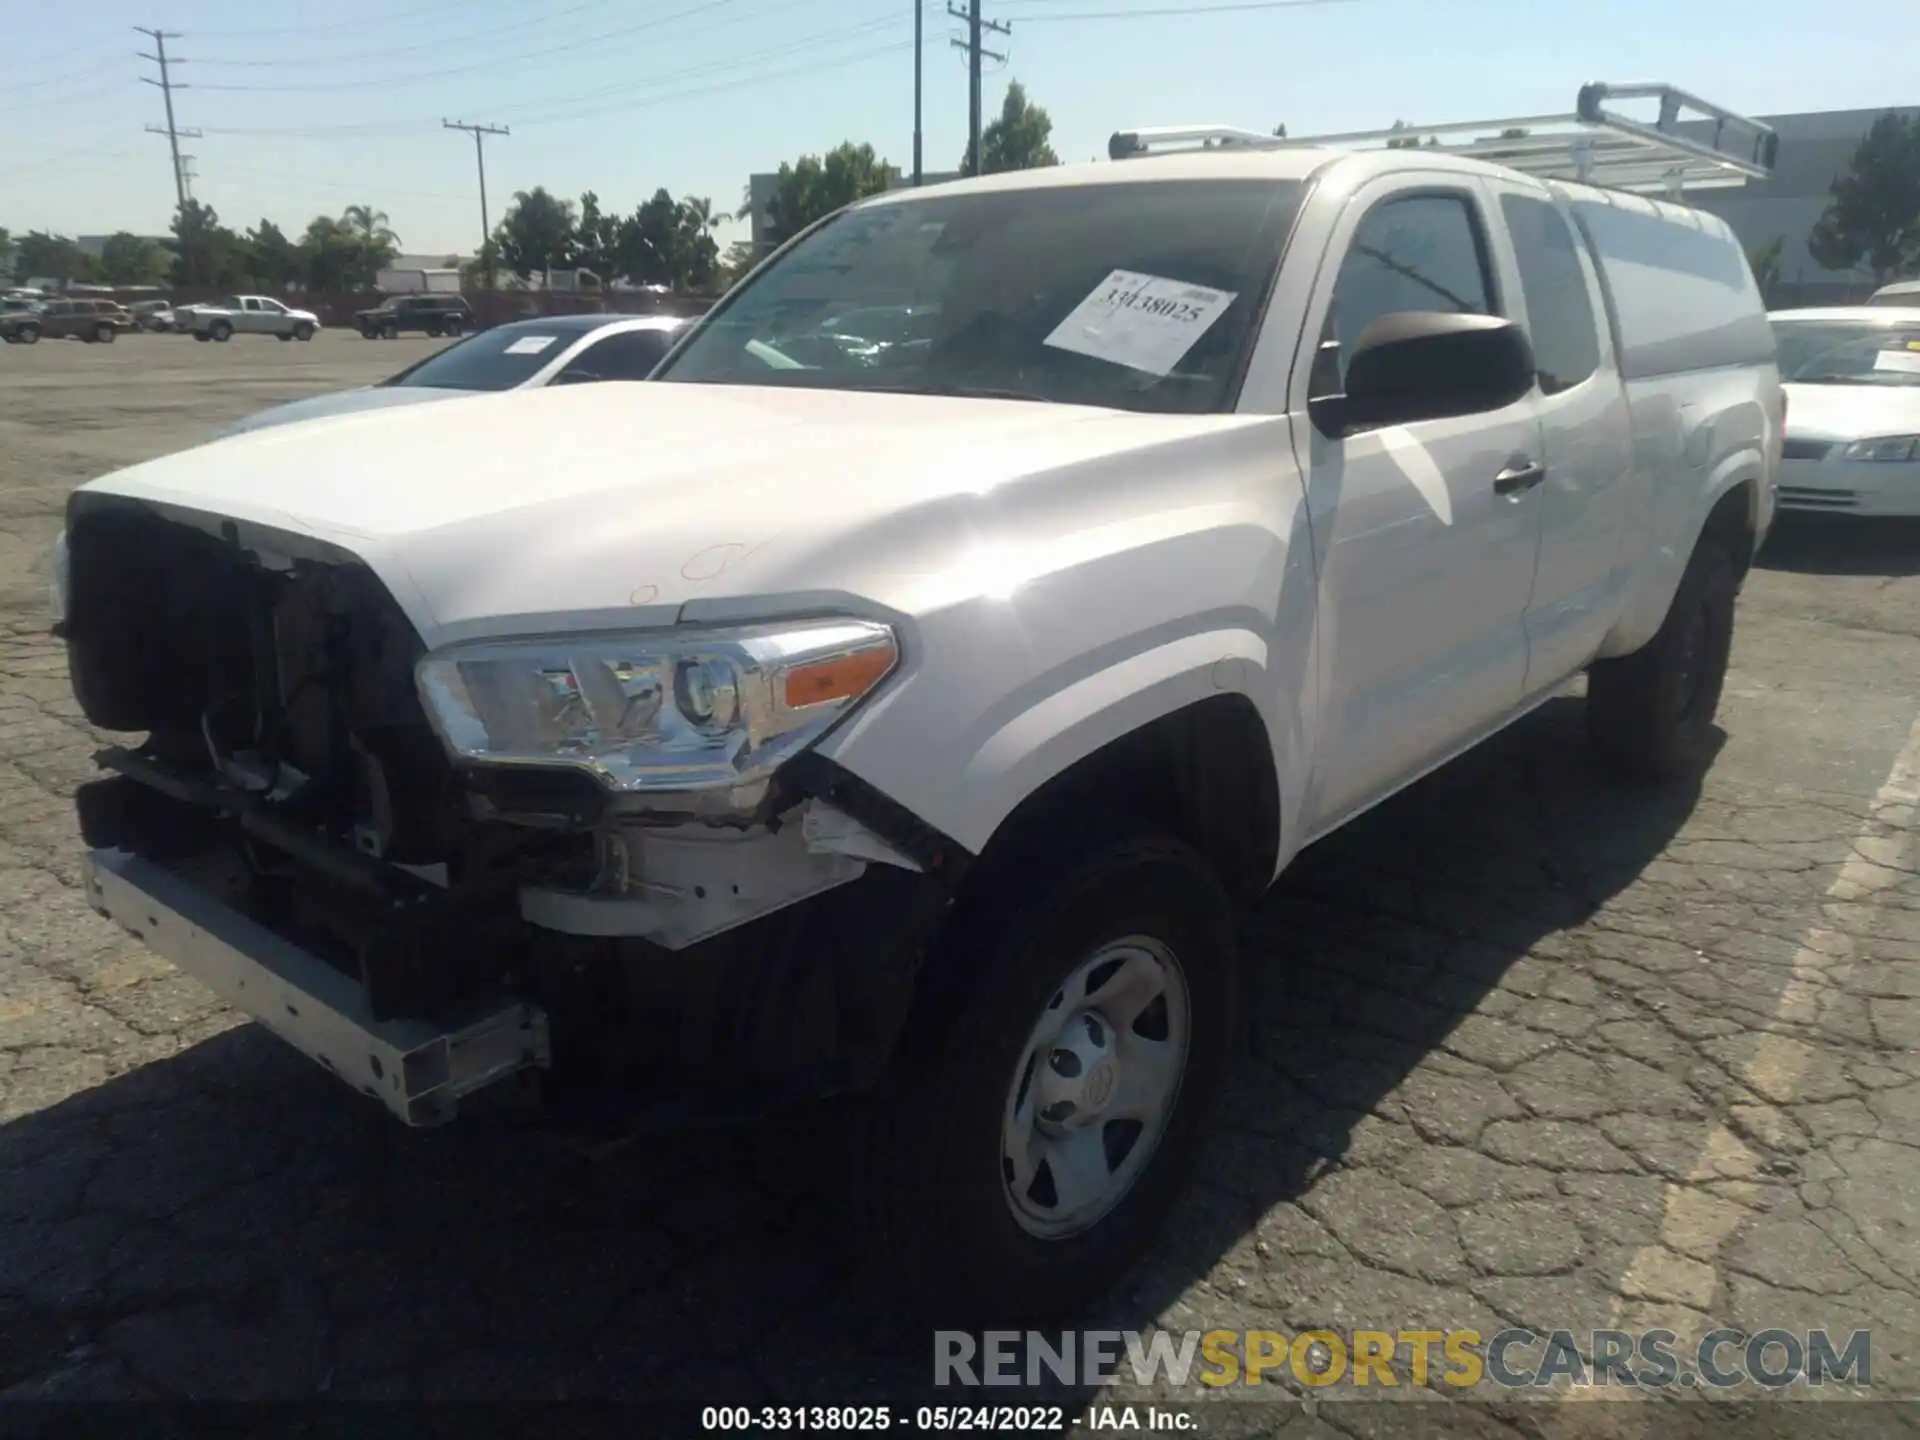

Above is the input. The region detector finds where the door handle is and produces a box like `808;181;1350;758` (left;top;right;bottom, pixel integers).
1493;459;1546;496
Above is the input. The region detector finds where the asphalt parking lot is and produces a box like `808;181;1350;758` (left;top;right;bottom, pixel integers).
1;330;1916;1428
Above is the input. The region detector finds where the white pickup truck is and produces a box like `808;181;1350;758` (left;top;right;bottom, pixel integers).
54;84;1781;1322
178;293;321;342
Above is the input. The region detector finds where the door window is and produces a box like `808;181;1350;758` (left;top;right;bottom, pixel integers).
1501;194;1600;395
556;328;678;383
1314;192;1498;397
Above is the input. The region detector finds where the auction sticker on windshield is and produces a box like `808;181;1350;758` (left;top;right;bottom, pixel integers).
504;335;557;356
1044;269;1236;377
1873;348;1920;374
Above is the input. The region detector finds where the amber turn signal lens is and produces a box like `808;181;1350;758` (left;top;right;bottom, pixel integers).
782;645;895;709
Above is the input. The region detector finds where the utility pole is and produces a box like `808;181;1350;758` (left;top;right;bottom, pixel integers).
948;2;1009;177
444;119;509;287
136;28;199;216
912;0;922;186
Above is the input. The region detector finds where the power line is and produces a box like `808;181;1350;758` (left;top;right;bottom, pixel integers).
445;120;509;285
188;9;934;138
1002;0;1361;18
136;27;199;215
185;0;482;42
189;0;623;69
184;0;751;93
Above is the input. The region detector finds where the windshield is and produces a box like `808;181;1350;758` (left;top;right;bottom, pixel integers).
379;324;583;391
657;179;1306;414
1771;318;1920;387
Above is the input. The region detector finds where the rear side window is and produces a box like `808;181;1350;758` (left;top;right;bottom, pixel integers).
1567;196;1770;379
558;328;678;381
1320;193;1496;393
1500;194;1601;394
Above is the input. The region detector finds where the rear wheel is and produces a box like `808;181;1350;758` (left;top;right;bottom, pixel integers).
1588;539;1738;781
854;813;1239;1324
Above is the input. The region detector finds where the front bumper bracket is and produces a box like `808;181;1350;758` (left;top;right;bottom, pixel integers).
82;847;550;1126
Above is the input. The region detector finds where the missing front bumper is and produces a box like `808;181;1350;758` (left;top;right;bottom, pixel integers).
82;847;551;1126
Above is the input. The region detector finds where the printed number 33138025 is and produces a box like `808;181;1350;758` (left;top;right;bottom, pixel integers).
1043;268;1238;378
1092;283;1214;325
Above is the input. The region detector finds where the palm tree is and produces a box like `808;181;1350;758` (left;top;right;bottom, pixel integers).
342;204;400;251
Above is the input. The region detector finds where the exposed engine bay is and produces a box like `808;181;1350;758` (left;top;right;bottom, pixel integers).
61;498;958;1120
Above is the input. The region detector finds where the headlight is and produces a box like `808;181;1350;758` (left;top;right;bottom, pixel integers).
1842;435;1920;462
415;619;898;798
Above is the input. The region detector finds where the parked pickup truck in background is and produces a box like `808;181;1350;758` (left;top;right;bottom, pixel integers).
53;83;1781;1325
179;295;321;342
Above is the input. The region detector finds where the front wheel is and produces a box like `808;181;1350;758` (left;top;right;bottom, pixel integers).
1588;539;1738;781
855;814;1239;1324
193;331;212;343
443;318;464;337
18;326;38;345
210;321;233;343
293;322;314;341
96;324;116;344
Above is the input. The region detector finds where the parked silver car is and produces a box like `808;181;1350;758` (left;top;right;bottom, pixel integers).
220;312;689;436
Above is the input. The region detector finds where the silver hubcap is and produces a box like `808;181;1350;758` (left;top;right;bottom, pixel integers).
1001;937;1190;1240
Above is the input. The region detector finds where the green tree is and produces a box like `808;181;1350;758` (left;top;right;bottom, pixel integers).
716;238;758;290
98;232;171;286
1808;111;1920;284
0;227;14;281
617;188;680;286
494;187;577;281
169;203;247;288
675;195;722;290
974;80;1059;176
574;190;620;281
244;220;300;291
17;231;90;283
299;214;382;291
342;204;401;258
1272;123;1288;138
760;141;893;248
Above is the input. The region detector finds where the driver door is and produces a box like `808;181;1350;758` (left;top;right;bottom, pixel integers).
1294;180;1547;833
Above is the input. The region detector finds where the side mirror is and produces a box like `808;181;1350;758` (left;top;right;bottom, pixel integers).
1311;312;1535;437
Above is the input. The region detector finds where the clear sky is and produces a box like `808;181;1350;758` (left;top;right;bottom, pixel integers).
2;0;1913;257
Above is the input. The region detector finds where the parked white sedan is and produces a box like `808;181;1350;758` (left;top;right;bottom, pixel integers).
1771;306;1920;517
221;312;690;437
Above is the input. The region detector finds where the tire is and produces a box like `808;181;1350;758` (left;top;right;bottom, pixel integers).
277;332;293;342
360;324;377;340
96;324;116;344
426;322;443;338
852;812;1239;1325
193;331;212;343
210;321;233;343
19;326;38;345
443;318;463;337
1588;539;1738;782
293;322;314;342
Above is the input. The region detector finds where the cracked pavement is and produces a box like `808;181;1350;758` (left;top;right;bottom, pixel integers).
1;335;1917;1430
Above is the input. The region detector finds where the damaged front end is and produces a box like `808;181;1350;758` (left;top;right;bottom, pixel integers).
61;496;964;1128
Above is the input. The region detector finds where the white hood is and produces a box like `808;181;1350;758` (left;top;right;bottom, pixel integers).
75;381;1265;649
1782;381;1920;442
